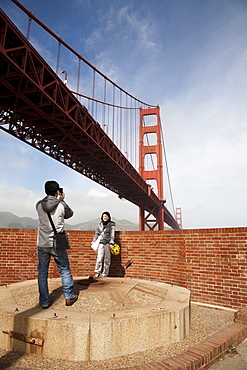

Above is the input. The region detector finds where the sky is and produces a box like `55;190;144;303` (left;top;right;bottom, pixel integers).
0;0;247;229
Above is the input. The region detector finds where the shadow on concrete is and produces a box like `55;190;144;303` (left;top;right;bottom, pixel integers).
0;282;83;369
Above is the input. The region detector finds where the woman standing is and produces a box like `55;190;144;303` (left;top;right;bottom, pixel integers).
93;211;116;278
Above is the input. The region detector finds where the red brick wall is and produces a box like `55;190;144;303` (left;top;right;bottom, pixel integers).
0;227;246;310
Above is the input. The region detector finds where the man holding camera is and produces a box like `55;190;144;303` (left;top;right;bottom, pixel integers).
36;180;78;308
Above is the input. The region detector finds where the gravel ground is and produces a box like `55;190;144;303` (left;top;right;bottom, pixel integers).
0;303;234;370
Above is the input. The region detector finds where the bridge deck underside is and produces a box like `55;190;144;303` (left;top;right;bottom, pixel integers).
0;9;179;229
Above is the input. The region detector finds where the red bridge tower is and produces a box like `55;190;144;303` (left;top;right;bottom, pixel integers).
139;106;165;230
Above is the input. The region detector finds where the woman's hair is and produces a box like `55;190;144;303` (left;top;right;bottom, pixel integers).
101;211;111;221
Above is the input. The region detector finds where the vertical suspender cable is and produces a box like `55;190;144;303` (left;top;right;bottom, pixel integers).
160;123;176;217
134;100;137;169
120;91;122;150
56;42;61;74
26;16;32;40
103;79;106;125
125;94;128;157
77;59;81;94
112;85;115;141
91;69;96;117
129;101;131;163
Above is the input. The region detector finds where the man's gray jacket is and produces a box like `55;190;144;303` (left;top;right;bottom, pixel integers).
36;195;73;248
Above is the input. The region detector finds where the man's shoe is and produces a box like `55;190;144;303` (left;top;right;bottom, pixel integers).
94;273;100;278
65;295;78;306
40;303;50;309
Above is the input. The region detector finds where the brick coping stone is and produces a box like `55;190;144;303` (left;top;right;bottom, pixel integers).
123;307;247;370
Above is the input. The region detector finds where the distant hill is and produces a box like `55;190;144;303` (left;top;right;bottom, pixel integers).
0;212;38;229
70;217;138;231
0;212;138;231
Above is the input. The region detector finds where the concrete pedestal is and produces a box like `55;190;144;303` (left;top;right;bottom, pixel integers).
0;277;190;361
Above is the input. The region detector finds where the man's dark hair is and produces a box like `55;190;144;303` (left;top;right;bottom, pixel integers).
45;181;59;196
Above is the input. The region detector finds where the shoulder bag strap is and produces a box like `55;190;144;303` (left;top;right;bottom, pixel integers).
47;212;57;235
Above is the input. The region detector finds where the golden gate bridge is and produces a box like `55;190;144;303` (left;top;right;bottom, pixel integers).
0;0;181;230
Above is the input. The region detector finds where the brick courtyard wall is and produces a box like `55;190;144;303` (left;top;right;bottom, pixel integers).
0;227;246;310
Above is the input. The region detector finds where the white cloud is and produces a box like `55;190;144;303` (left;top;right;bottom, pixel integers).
0;184;40;220
95;52;120;81
0;182;138;226
117;5;158;53
67;186;138;224
88;189;108;199
160;38;247;229
84;29;104;50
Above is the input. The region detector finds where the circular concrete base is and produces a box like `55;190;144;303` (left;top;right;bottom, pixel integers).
0;277;190;361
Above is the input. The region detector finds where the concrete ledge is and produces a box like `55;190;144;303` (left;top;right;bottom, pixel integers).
0;277;190;361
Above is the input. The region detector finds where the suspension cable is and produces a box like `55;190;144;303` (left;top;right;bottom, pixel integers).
11;0;156;109
160;123;176;217
72;91;140;109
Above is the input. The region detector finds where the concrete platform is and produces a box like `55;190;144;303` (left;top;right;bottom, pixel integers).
0;277;190;361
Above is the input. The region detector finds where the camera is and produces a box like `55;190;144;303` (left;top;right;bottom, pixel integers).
59;187;63;194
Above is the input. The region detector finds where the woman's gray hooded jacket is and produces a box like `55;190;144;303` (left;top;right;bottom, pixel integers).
93;221;115;245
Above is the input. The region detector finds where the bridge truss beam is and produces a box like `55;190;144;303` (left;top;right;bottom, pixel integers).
0;9;179;230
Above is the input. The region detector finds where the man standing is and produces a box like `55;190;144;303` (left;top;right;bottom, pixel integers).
36;180;78;308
